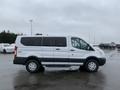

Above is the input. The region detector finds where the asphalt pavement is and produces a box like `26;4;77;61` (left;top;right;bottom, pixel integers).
0;50;120;90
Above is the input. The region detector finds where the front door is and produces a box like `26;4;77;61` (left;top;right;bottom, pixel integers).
69;37;92;64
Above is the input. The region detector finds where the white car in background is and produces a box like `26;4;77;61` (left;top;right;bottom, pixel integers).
0;43;15;53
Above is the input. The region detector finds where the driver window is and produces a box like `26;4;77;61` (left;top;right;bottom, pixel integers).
71;38;81;49
71;37;90;50
80;39;89;50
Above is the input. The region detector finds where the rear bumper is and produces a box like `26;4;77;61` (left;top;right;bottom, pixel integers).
13;57;26;65
98;58;106;66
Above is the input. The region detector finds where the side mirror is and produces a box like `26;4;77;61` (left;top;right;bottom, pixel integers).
87;46;94;51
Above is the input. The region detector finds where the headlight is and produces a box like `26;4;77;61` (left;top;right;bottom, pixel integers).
94;47;105;56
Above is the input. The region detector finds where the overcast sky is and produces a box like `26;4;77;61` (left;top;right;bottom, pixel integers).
0;0;120;43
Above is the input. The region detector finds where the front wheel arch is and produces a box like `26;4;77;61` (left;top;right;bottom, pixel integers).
86;56;100;66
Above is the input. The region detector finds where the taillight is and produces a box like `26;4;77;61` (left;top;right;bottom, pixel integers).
14;46;17;59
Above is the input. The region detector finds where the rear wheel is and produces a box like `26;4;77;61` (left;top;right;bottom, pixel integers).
3;49;6;53
85;59;99;72
26;60;44;73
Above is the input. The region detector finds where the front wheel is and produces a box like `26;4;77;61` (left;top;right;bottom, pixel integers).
79;65;86;71
85;59;99;72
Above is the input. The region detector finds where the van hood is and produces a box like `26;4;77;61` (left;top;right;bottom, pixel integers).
93;46;105;57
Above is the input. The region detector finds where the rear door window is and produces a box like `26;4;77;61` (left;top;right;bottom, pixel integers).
42;37;67;47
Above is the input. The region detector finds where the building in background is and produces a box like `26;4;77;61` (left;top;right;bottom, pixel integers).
99;42;116;50
116;44;120;51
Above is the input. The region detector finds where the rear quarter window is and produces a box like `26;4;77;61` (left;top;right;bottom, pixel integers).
21;37;42;46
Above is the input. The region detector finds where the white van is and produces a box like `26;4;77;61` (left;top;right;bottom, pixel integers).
13;35;106;73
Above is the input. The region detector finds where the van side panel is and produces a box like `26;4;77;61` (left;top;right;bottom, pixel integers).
14;36;106;67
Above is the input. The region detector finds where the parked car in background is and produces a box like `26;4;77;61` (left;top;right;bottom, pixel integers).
10;43;15;48
0;43;15;53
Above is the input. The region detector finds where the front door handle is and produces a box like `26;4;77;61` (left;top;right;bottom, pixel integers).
56;48;60;50
70;49;75;51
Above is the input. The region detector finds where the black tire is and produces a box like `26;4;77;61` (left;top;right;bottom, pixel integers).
79;65;86;71
26;60;41;73
39;66;45;72
3;49;6;53
85;59;99;72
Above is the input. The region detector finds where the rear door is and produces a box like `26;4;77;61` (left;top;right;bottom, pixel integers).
41;37;54;59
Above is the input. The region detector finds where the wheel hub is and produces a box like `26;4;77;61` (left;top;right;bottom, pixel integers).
28;62;37;71
88;62;97;71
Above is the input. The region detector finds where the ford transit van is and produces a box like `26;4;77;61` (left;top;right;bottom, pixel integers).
13;35;106;73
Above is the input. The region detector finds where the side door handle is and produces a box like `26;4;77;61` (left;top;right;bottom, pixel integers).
70;49;75;51
56;48;60;50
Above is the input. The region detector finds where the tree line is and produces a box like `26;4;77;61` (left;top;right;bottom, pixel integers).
0;30;43;44
0;30;18;44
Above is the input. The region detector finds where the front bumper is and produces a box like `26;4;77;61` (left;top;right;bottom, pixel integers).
98;58;106;66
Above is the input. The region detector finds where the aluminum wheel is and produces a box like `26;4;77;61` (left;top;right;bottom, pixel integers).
85;59;99;72
88;62;97;71
28;62;37;71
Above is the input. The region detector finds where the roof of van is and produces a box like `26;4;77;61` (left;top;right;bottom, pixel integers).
17;35;78;38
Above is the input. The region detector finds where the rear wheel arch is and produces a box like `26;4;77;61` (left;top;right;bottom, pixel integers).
26;56;41;64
